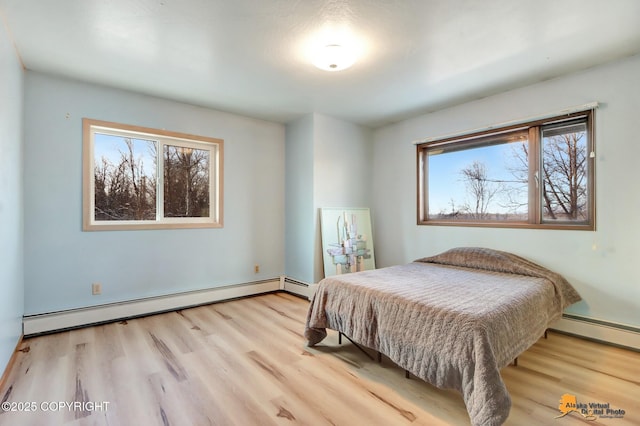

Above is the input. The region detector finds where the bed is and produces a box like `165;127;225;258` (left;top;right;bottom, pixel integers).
304;247;581;426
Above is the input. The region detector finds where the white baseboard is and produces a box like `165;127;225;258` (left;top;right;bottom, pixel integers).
23;279;281;336
551;314;640;351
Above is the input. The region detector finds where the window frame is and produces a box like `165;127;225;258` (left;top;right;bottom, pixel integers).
83;118;224;231
416;110;595;230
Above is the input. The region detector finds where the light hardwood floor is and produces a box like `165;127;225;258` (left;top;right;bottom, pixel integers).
0;292;638;425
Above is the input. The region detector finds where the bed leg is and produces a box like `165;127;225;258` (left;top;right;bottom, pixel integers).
544;329;548;339
377;352;382;363
405;370;410;379
338;332;342;345
513;357;518;367
340;333;375;361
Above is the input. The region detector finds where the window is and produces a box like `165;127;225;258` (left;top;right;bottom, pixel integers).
83;119;223;230
417;110;594;229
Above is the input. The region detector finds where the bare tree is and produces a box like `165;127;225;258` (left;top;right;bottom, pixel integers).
459;161;501;219
507;130;587;221
541;132;587;220
93;138;156;221
503;143;529;213
163;146;210;217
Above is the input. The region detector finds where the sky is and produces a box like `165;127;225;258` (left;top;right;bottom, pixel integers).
94;133;157;178
427;140;528;216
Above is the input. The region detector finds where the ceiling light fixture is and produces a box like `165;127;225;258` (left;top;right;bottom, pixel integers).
313;44;356;72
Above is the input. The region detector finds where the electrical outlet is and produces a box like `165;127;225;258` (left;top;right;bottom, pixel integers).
254;264;260;273
92;283;102;295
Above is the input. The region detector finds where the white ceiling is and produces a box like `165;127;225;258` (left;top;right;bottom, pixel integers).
1;0;640;128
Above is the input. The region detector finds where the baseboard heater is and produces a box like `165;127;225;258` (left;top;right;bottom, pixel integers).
281;276;313;299
23;279;283;336
551;313;640;352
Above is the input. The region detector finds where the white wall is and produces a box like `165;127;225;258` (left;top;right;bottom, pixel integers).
372;53;640;328
23;72;285;315
0;22;24;373
285;115;315;283
284;113;372;283
312;114;372;283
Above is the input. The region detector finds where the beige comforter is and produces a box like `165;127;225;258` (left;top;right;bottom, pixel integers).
305;247;581;426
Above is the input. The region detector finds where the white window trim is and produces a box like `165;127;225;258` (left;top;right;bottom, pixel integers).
83;118;224;231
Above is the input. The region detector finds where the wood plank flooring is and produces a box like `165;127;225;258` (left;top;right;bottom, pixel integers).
0;292;638;425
